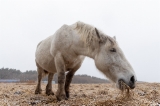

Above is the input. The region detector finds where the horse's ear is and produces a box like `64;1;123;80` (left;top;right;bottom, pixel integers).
113;36;116;40
95;28;100;39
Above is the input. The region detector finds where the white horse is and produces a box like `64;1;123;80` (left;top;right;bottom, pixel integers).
35;21;136;100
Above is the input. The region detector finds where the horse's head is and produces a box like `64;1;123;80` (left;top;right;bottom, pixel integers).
94;31;136;90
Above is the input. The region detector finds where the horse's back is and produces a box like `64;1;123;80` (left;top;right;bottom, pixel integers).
50;24;76;56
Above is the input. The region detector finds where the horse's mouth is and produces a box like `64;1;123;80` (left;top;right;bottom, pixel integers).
118;79;131;91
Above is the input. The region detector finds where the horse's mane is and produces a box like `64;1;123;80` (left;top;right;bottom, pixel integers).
72;21;115;47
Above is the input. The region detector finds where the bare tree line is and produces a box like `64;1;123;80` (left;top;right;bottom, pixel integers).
0;68;109;83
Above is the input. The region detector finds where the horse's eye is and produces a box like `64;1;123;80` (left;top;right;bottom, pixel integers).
110;48;116;52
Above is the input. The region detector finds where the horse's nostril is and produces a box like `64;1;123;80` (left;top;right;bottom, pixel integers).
130;76;135;84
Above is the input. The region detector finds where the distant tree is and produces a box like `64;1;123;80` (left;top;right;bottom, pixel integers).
0;68;109;83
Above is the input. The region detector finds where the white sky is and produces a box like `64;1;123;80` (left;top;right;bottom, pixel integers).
0;0;160;82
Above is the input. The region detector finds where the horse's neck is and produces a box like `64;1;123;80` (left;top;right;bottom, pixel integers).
73;39;98;59
78;48;97;59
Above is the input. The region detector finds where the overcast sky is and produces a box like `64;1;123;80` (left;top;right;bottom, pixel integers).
0;0;160;82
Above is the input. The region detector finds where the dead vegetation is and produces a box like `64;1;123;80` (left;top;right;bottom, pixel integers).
0;83;160;106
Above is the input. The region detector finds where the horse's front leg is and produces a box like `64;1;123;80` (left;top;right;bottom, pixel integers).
65;70;75;98
65;63;82;98
55;53;67;101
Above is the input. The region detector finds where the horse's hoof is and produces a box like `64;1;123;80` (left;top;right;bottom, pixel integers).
65;97;68;100
35;89;42;94
35;91;42;94
46;91;54;96
56;94;67;101
65;91;70;98
56;97;68;101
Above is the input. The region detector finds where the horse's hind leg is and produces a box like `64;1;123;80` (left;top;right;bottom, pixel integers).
35;66;43;94
46;73;54;95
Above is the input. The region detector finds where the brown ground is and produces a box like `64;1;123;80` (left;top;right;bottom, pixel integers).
0;83;160;106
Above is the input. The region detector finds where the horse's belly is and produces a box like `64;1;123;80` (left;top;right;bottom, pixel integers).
44;58;56;73
65;56;85;70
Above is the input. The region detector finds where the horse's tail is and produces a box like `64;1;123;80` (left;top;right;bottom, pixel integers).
42;70;48;77
35;61;49;77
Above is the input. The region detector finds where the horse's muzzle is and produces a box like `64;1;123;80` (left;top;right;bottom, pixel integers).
118;76;136;90
128;76;136;89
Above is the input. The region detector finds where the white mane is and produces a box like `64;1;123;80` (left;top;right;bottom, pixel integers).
72;21;114;47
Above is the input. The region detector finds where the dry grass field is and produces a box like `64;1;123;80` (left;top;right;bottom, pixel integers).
0;83;160;106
